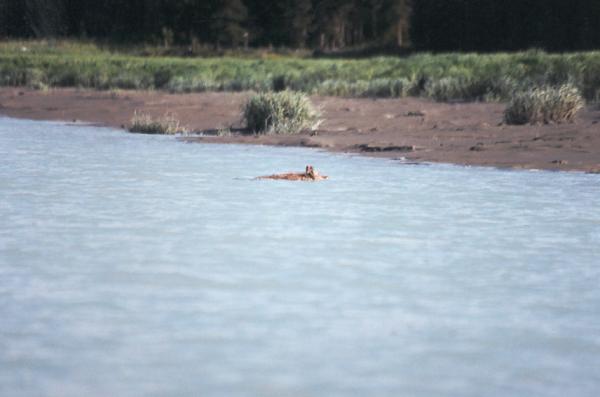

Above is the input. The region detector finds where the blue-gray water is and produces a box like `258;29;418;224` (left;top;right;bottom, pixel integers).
1;117;599;397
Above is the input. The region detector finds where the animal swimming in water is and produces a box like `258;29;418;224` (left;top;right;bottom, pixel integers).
256;165;328;181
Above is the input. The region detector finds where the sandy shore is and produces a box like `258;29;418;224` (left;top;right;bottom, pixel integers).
1;87;599;172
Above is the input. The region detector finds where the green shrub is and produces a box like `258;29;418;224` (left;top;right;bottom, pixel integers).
504;85;584;125
220;76;272;92
363;78;411;98
129;111;186;134
315;80;360;97
271;74;287;91
425;77;481;101
483;77;519;101
24;68;47;89
243;91;320;134
314;78;411;98
109;73;148;90
153;69;173;89
594;89;600;108
425;77;466;101
49;69;79;87
167;76;219;93
424;76;523;102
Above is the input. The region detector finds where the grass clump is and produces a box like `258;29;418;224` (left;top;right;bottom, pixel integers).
216;126;232;136
504;85;584;125
129;111;186;134
243;91;320;134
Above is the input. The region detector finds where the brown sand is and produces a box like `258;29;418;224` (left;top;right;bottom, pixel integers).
1;87;599;172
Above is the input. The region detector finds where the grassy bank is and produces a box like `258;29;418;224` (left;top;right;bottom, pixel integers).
1;40;599;102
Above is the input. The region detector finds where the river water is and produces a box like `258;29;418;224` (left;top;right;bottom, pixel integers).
1;117;599;396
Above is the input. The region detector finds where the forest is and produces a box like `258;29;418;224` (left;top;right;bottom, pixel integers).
1;0;600;52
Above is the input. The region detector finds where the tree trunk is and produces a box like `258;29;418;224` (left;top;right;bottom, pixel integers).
396;20;403;47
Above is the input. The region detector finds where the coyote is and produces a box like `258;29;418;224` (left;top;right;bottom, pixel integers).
257;165;328;181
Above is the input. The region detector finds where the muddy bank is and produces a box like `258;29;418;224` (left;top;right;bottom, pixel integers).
1;88;599;172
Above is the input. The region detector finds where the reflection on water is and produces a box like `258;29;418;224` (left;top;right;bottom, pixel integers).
1;117;599;397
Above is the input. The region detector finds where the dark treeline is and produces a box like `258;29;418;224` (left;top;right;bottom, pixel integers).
1;0;599;52
0;0;410;49
411;0;600;52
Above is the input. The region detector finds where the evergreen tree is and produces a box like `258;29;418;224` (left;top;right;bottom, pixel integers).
289;0;312;47
0;0;29;37
24;0;66;37
381;0;411;47
210;0;248;48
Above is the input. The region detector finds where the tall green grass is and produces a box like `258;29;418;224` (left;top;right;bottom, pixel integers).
1;41;600;102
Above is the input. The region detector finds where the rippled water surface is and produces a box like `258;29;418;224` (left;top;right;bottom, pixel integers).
1;117;599;397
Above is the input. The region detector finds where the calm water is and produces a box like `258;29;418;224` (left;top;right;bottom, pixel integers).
1;117;599;397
